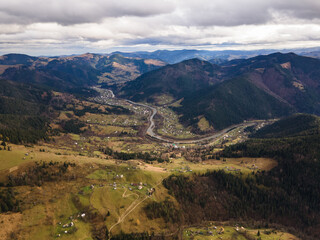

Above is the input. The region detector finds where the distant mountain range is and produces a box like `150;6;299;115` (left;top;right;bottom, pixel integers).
112;47;320;64
120;52;320;131
112;49;272;64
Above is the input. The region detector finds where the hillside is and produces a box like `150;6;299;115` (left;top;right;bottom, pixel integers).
251;114;320;138
96;54;165;84
222;114;320;163
0;53;165;92
0;80;52;143
178;115;320;239
0;53;39;66
121;52;320;132
223;52;320;114
119;58;222;103
176;77;293;130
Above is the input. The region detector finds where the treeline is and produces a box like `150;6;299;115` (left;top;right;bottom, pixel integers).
111;232;167;240
0;188;20;213
144;200;181;223
0;80;52;144
0;115;49;144
0;80;52;116
100;147;168;163
222;135;320;162
6;161;76;187
111;232;152;240
61;119;85;134
113;152;166;163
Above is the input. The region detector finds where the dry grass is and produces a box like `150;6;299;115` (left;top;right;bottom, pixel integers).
0;213;22;240
197;117;212;132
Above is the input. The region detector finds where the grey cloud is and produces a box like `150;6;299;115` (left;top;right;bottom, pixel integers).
275;1;320;20
176;0;320;27
0;0;174;25
1;0;320;27
178;1;271;26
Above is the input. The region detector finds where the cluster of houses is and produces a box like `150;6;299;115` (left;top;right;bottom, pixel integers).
87;175;155;197
57;213;86;237
128;105;149;118
185;225;247;239
128;182;155;196
109;181;151;193
62;221;74;228
159;107;194;138
184;226;225;238
130;182;146;190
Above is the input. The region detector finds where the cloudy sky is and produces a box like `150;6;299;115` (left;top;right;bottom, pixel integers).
1;0;320;55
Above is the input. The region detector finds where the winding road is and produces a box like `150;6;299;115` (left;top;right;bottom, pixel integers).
126;98;258;144
97;88;263;144
125;100;159;138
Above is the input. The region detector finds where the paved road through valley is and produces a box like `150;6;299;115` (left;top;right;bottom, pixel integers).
125;99;259;144
97;89;261;144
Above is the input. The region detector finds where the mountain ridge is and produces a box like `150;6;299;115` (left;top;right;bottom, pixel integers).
119;58;222;103
120;52;320;131
0;53;166;91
